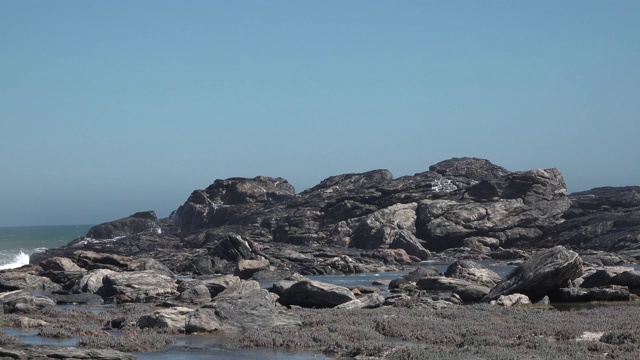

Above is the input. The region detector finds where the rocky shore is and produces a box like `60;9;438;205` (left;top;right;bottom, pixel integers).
2;157;640;358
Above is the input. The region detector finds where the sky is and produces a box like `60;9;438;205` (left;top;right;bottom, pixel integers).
1;1;639;226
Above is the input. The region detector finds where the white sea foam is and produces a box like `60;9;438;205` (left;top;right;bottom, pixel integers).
0;251;30;270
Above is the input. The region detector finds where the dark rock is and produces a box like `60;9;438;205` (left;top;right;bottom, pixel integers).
86;212;160;239
610;270;640;295
555;285;630;302
578;267;633;288
428;157;510;181
278;280;356;308
483;246;583;303
541;187;640;252
452;284;491;303
173;176;295;233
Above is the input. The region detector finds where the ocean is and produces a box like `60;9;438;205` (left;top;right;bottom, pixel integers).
0;225;92;270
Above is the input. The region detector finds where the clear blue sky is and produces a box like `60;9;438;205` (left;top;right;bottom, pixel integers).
1;1;639;226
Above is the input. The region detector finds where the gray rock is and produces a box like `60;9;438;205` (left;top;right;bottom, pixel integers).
279;280;356;308
200;274;241;297
39;257;84;272
334;293;385;310
350;203;430;259
416;169;570;251
483;246;583;303
73;269;117;295
491;293;531;307
185;280;300;333
416;277;477;291
444;260;502;287
235;258;270;279
102;270;178;303
0;290;55;314
179;284;211;304
137;307;195;330
0;271;62;292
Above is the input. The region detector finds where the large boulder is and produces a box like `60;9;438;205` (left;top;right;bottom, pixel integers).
86;211;160;239
102;271;178;303
0;290;56;314
278;280;356;308
72;269;116;295
185;280;299;333
483;246;583;303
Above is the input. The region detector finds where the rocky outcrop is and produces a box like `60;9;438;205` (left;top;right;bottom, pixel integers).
540;187;640;255
86;211;161;239
416;169;570;251
172;176;295;234
483;246;583;303
31;157;640;279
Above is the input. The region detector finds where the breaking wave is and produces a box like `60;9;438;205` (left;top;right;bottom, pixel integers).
0;251;30;270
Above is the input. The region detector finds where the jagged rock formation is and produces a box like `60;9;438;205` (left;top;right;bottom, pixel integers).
29;157;640;276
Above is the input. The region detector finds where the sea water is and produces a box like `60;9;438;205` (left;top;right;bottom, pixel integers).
0;225;92;269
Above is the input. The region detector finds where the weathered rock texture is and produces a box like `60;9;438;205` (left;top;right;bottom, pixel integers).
483;246;583;302
28;157;639;278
